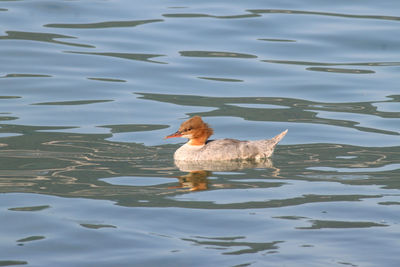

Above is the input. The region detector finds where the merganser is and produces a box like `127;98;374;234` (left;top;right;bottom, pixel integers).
165;116;287;161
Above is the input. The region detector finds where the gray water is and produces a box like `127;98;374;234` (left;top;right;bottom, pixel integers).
1;0;400;266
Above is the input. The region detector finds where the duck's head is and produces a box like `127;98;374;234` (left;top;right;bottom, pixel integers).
165;116;214;145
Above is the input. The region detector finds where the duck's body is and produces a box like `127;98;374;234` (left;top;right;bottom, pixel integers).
165;116;287;161
174;133;287;161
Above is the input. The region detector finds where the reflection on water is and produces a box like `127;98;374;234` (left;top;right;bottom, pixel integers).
247;9;400;21
306;67;375;74
172;159;278;191
263;59;400;67
1;0;400;265
181;236;282;255
16;236;46;244
295;220;387;230
170;171;211;191
0;31;94;48
8;205;51;212
32;99;113;105
175;158;274;172
163;12;260;19
0;123;398;207
138;92;400;135
44;19;164;29
180;51;257;58
0;73;52;78
66;51;167;64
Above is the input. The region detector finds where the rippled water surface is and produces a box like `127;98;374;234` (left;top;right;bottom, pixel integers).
1;0;400;266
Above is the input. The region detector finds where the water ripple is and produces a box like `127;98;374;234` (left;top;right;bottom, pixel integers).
163;12;259;19
65;51;167;64
180;51;257;58
306;67;375;74
247;9;400;22
44;19;163;29
198;76;243;82
182;236;281;255
0;124;398;203
0;73;52;78
0;31;94;48
258;38;296;43
98;124;169;133
87;77;126;83
32;100;113;106
0;1;399;265
136;92;400;135
263;59;400;67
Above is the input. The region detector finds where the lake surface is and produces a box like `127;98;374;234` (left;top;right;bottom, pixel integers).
1;0;400;266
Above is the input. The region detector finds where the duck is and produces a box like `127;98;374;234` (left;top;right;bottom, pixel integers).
165;116;287;161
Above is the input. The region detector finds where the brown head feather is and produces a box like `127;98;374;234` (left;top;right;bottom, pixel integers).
179;116;213;144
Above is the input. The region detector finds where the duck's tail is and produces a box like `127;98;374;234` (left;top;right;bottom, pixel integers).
271;129;288;145
255;129;288;159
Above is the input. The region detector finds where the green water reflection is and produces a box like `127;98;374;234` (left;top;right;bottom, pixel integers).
44;19;163;29
0;31;94;48
65;51;167;64
137;92;400;135
0;123;398;209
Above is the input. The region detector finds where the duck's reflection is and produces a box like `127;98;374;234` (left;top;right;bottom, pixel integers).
175;158;274;172
171;158;277;191
169;170;211;191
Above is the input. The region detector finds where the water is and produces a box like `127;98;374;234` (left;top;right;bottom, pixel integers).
1;0;399;266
